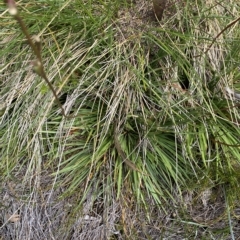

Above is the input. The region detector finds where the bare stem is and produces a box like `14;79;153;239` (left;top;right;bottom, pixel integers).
5;0;70;118
195;16;240;58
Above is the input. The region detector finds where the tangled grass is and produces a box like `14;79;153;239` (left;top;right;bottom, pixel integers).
1;0;240;239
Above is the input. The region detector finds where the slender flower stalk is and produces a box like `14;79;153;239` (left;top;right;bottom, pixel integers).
4;0;69;118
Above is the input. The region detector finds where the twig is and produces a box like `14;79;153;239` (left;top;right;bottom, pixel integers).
4;0;74;118
195;16;240;57
114;123;148;175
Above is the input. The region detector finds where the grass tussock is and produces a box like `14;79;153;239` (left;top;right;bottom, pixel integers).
1;0;240;239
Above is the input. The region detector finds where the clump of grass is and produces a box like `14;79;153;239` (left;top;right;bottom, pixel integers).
1;0;240;239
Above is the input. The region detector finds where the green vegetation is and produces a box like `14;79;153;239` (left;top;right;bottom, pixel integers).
1;0;240;239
